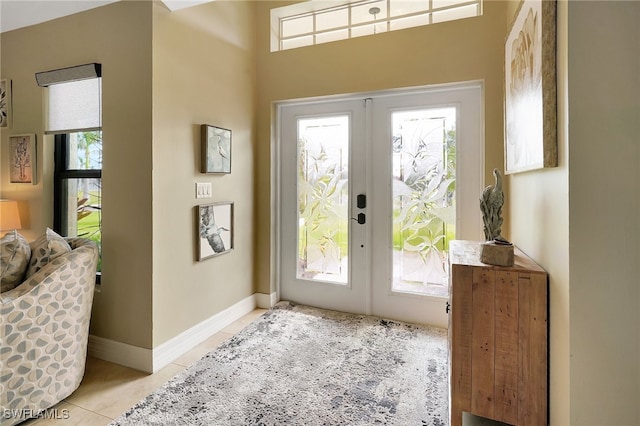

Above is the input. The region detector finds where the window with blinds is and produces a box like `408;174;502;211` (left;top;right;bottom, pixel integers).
37;63;103;282
36;63;102;134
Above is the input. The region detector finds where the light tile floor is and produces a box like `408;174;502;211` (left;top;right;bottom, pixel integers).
20;307;506;426
22;309;268;425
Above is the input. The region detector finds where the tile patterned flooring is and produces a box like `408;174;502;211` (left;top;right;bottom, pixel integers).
22;309;268;425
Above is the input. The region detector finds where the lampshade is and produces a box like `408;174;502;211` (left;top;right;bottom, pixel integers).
0;200;22;231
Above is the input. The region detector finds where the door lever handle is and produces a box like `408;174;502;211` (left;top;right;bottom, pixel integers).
351;213;365;225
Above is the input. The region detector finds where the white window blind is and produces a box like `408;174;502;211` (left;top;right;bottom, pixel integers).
45;78;101;134
36;63;102;134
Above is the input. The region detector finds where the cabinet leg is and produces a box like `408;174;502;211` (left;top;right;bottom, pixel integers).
450;408;463;426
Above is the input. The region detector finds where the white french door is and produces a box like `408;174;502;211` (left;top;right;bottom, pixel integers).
279;99;368;315
277;83;483;328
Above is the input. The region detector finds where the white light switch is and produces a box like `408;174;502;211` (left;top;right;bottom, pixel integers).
196;182;212;199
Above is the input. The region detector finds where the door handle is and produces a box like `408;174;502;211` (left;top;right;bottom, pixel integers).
351;213;365;225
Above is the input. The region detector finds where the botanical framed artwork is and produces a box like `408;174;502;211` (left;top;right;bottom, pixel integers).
201;124;231;174
0;79;11;128
9;134;36;184
504;0;557;174
197;202;234;260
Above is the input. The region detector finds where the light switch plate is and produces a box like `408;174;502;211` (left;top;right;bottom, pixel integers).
196;182;212;199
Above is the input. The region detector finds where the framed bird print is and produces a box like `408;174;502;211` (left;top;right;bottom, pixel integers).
197;202;234;260
201;124;231;173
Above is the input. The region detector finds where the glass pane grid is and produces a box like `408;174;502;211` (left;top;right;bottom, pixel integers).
391;108;456;298
59;131;102;273
275;0;481;51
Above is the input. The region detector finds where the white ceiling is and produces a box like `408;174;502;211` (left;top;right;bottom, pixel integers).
0;0;214;33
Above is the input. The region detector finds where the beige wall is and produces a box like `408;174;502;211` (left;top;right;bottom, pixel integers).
567;1;639;424
507;0;570;424
5;1;638;420
254;0;508;294
509;0;640;424
0;0;258;350
0;1;154;349
151;1;257;345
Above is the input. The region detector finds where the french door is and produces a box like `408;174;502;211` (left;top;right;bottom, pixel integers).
277;83;483;328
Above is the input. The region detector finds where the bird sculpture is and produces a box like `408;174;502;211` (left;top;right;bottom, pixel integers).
480;168;510;244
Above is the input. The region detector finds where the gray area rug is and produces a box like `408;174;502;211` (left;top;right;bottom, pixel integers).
110;302;448;425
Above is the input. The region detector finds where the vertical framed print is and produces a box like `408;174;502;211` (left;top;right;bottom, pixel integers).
504;0;557;174
0;79;11;128
201;124;231;174
197;202;234;260
9;134;36;184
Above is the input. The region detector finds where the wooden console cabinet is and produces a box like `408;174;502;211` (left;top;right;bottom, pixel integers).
448;240;548;426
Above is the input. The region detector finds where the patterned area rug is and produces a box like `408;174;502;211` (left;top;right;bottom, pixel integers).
110;302;449;426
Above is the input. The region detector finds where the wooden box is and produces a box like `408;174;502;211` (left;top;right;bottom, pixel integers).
449;240;548;426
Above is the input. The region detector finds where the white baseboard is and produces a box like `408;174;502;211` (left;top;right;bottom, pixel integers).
255;291;278;309
88;292;272;373
88;334;153;373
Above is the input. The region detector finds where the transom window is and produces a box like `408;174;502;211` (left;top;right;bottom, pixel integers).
271;0;482;51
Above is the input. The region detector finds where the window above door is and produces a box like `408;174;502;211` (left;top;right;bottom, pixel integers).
271;0;483;52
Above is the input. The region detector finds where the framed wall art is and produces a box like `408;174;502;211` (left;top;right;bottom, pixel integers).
9;134;36;184
201;124;231;174
504;0;557;174
0;79;11;128
197;201;234;260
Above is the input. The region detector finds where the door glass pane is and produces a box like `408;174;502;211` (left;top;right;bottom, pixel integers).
391;108;456;297
297;115;349;284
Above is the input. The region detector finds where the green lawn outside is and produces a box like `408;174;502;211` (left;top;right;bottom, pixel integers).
77;190;102;271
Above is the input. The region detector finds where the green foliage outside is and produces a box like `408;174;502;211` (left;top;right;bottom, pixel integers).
296;124;456;282
393;127;456;269
297;141;348;275
74;131;102;273
77;192;102;272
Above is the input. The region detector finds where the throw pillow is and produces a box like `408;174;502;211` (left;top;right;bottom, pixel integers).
24;228;72;279
1;230;31;292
